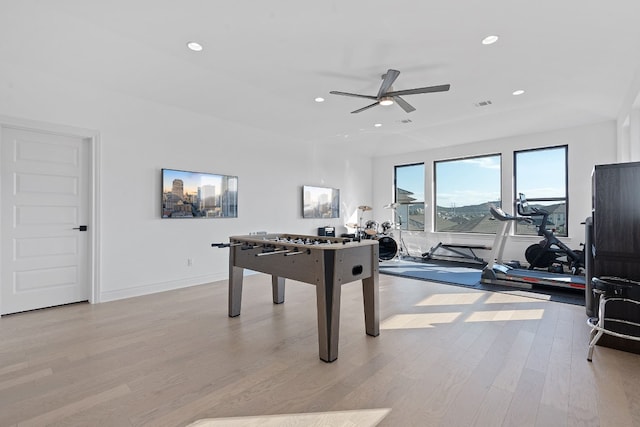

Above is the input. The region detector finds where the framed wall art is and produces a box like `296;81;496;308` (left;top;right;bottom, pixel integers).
302;185;340;219
162;168;238;218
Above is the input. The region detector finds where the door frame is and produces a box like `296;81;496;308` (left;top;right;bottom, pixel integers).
0;115;101;310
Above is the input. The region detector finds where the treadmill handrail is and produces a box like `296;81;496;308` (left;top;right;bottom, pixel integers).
489;205;527;222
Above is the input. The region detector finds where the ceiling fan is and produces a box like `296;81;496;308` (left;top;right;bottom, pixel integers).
330;69;450;114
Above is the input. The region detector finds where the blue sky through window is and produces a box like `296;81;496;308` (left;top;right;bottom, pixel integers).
395;164;424;202
436;156;501;208
515;147;566;199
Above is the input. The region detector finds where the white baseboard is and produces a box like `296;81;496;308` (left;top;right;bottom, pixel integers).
98;273;227;303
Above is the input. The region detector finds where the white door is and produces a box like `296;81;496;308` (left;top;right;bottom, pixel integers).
1;127;90;315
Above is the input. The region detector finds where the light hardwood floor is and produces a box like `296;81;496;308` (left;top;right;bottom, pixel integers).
1;273;639;427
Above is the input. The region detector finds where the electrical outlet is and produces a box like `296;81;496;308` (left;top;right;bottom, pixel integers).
187;258;193;267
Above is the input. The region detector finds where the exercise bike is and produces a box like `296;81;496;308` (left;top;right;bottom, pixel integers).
517;193;584;275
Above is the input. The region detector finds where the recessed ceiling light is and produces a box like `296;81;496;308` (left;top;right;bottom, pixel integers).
482;35;499;45
315;97;325;103
374;123;382;127
187;41;203;52
512;89;525;96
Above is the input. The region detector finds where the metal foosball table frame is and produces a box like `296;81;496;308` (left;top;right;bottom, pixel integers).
216;233;380;362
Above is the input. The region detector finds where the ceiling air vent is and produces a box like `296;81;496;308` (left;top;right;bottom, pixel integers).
474;100;493;107
399;119;413;124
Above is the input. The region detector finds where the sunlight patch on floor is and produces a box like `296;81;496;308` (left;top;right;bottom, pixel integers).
465;309;545;322
500;290;552;301
185;408;391;426
416;292;483;306
381;312;462;329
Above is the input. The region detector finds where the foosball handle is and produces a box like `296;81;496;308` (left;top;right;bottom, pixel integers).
212;242;243;248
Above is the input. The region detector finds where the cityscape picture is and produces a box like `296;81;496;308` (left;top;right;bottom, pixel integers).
162;168;238;218
302;185;340;219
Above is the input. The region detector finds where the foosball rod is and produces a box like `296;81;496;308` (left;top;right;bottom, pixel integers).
255;249;293;257
211;242;242;248
285;249;312;256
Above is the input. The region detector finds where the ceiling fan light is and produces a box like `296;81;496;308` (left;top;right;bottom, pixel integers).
187;41;203;52
482;35;499;45
379;97;394;106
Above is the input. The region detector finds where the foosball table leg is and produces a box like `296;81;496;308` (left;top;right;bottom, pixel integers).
362;275;380;337
272;276;285;304
229;265;243;317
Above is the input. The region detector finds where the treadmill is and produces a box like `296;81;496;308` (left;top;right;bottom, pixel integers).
480;205;586;290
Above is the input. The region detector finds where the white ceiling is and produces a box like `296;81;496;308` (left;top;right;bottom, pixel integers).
3;1;640;156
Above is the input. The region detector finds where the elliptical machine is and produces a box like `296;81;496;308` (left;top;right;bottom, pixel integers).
517;193;584;275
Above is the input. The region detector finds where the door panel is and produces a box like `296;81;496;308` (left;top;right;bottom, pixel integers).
1;127;90;315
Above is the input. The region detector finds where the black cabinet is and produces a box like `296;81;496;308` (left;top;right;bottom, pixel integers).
593;162;640;278
590;161;640;354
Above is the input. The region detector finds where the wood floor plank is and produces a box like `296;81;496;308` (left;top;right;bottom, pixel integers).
1;274;639;426
502;367;545;426
16;383;131;427
472;385;513;426
0;368;52;392
492;328;536;393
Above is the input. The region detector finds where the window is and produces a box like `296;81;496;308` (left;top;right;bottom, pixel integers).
434;154;501;233
514;146;568;236
394;163;425;231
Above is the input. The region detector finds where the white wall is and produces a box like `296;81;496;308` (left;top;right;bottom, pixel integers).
372;121;617;264
616;65;640;162
0;58;628;305
0;64;372;303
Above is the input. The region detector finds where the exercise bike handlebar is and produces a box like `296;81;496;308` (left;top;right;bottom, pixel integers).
517;193;555;237
516;193;549;217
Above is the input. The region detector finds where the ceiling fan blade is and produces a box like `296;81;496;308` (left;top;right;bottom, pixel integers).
377;69;400;98
386;84;450;97
351;102;379;114
394;96;416;113
329;91;377;100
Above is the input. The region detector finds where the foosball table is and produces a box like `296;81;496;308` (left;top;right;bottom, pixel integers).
213;233;380;362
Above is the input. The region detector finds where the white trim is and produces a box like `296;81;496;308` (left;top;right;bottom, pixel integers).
90;132;102;303
99;274;227;302
0;115;101;307
99;270;260;303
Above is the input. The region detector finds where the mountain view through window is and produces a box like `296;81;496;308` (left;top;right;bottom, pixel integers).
434;154;501;234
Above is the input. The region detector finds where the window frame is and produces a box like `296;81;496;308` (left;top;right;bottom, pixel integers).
513;145;569;236
393;162;425;232
433;153;502;234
